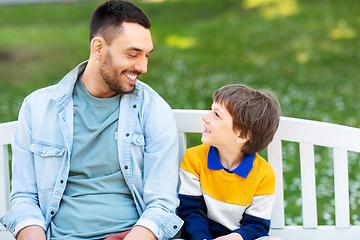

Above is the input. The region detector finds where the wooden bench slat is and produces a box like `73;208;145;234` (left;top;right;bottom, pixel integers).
333;148;350;228
0;145;11;218
275;117;360;152
0;121;16;223
0;121;17;145
267;139;285;229
270;225;360;239
0;230;13;240
300;143;318;228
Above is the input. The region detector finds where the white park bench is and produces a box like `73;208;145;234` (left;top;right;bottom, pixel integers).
1;109;360;240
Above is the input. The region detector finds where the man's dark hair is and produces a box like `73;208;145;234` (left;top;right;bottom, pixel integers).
213;84;281;155
89;0;151;45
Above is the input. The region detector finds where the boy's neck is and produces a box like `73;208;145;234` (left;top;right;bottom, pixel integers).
217;147;246;171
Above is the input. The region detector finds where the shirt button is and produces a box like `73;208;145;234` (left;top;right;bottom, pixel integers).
173;225;177;229
60;180;64;184
136;138;140;143
124;166;128;170
126;133;130;137
133;105;137;108
42;150;47;154
50;211;55;215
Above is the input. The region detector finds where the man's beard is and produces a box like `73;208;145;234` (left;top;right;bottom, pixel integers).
99;53;139;95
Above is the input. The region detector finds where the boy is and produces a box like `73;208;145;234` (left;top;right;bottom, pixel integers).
178;84;283;240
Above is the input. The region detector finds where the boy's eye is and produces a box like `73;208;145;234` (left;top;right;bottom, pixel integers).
214;112;220;118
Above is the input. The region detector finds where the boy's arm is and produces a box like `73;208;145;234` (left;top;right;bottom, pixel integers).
232;170;276;240
178;152;213;240
178;193;212;240
214;232;243;240
233;212;272;240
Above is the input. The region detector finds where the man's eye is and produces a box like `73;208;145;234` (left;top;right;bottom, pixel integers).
128;54;137;58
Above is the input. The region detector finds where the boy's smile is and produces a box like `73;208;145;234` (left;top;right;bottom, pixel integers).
203;126;211;133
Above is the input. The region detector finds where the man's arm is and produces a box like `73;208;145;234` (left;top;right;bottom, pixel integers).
124;226;157;240
132;95;183;239
0;99;47;236
16;225;46;240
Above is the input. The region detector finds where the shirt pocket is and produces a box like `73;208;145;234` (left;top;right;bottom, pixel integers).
131;131;145;181
30;141;65;191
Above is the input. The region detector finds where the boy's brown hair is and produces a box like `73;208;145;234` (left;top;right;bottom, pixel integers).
213;84;281;155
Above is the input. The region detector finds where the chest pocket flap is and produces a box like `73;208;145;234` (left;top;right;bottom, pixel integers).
131;132;145;146
30;141;65;157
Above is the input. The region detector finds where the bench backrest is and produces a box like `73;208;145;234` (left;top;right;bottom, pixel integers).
1;110;360;239
173;109;360;239
0;121;16;240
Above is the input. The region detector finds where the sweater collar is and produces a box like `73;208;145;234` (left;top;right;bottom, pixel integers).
207;145;255;178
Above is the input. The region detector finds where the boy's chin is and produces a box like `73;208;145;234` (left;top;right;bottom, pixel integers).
200;136;209;145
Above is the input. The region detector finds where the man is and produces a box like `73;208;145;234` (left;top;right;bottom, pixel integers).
0;1;183;240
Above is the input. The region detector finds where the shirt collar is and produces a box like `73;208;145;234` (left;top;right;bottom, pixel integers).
207;145;256;178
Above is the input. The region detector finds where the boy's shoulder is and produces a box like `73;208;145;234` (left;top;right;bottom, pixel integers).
181;144;210;169
185;144;211;161
186;144;210;154
253;153;275;176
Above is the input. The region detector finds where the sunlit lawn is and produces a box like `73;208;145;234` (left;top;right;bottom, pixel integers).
0;0;360;226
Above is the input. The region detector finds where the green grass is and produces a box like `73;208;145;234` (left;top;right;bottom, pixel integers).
1;0;360;226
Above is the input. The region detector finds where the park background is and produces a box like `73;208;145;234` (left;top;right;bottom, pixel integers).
0;0;359;228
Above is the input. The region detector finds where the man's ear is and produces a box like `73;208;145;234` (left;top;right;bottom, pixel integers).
90;37;105;61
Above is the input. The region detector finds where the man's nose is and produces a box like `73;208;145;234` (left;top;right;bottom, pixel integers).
134;57;148;73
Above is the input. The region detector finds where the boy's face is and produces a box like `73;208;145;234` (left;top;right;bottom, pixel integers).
201;102;243;150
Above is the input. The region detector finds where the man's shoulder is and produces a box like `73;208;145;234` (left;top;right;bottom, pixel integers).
24;85;57;102
135;80;159;98
134;80;172;115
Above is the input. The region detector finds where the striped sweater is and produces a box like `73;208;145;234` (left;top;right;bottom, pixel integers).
178;144;275;240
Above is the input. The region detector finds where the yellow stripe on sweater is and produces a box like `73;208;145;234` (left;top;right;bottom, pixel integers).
180;144;275;206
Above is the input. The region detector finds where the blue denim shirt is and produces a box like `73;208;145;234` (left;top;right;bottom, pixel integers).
0;61;183;239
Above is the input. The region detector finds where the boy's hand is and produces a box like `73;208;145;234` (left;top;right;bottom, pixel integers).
214;233;243;240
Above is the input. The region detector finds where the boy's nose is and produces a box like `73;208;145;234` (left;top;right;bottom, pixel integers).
202;112;210;123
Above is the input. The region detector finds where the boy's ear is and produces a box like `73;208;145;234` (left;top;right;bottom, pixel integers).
236;132;250;144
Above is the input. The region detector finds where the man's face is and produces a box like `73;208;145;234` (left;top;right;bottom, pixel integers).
99;22;153;96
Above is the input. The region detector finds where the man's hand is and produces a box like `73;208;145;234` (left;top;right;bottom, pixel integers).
16;225;46;240
214;233;243;240
123;225;157;240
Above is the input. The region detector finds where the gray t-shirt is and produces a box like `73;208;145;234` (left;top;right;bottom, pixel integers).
50;78;138;240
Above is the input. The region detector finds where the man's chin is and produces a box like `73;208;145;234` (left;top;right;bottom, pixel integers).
114;85;135;95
